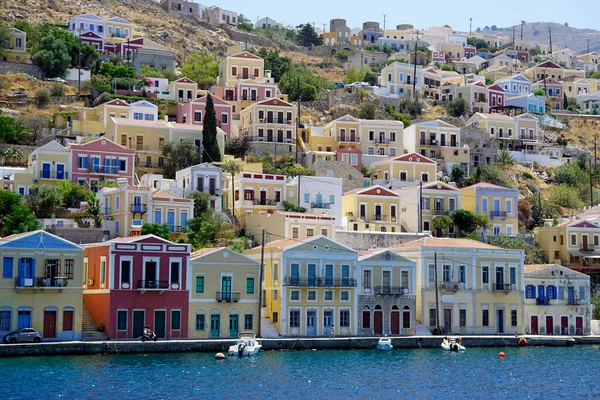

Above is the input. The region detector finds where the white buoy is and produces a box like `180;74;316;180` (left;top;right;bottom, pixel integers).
215;352;225;360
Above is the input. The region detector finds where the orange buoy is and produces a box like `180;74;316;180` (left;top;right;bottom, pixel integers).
498;352;505;358
519;337;527;347
215;352;225;360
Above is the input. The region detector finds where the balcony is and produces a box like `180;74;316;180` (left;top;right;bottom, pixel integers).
208;188;220;196
493;283;513;293
489;210;508;218
311;202;331;209
14;277;69;289
337;136;360;143
130;203;148;214
580;246;595;252
88;165;120;175
567;298;582;306
252;198;279;206
136;280;169;290
432;209;450;216
420;139;437;146
260;118;293;125
374;286;409;295
372;214;388;221
247;136;295;144
375;138;390;144
237;74;258;79
283;276;357;287
536;297;550;305
440;282;465;292
39;171;69;180
216;292;241;302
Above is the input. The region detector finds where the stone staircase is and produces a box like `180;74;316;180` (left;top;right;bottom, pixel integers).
415;323;433;336
81;302;109;341
260;307;280;338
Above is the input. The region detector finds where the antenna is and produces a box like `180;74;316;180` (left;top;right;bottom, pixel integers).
520;20;525;41
469;18;472;37
383;14;386;30
548;27;553;55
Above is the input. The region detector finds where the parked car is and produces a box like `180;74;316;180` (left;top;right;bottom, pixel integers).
2;328;42;343
333;82;345;89
45;77;68;84
11;91;27;97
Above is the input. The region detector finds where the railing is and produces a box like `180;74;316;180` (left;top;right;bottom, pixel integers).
311;202;331;209
372;214;387;221
440;282;465;291
237;74;258;79
374;286;408;295
247;136;294;143
14;277;69;288
136;280;169;290
130;204;148;214
259;118;293;124
536;297;550;305
420;139;437;145
216;292;241;302
252;199;278;206
375;138;390;144
208;188;219;196
489;211;508;218
88;165;120;174
567;298;582;306
169;225;185;233
39;171;69;180
283;276;357;287
337;136;360;143
580;246;595;252
493;283;513;292
432;209;449;216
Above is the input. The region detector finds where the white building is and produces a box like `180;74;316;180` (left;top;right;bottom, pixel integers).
524;264;591;335
67;13;106;37
142;77;170;96
254;17;283;30
290;175;343;226
129;100;158;121
175;163;223;213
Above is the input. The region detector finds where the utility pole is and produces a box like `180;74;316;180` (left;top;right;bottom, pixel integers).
297;174;301;206
77;29;82;95
322;23;326;34
590;159;594;208
412;31;419;99
512;26;515;47
548;27;553;55
595;135;598;167
383;14;386;30
418;180;423;233
521;21;525;41
434;252;440;334
296;75;300;164
230;167;236;223
588;39;591;55
469;18;472;37
544;69;547;94
537;191;542;227
257;230;266;338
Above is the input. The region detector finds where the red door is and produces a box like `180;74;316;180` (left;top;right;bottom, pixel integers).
545;316;553;335
530;316;538;334
561;316;569;335
374;311;383;335
43;311;57;339
390;311;399;334
576;316;583;335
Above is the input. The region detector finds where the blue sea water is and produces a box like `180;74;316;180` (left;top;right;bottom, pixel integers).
0;346;599;399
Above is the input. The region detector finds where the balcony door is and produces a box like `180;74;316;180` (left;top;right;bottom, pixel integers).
18;258;34;287
260;190;267;205
56;164;65;180
290;263;299;285
154;310;166;339
583;235;589;250
360;204;366;220
316;193;323;207
41;163;51;179
375;204;382;220
496;267;504;289
167;211;175;232
493;199;500;216
341;265;350;287
307;264;317;286
382;271;391;293
221;276;232;301
144;261;157;287
132;310;145;339
306;310;316;335
325;264;333;286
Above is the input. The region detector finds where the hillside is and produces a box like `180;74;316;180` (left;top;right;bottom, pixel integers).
2;0;235;63
479;22;600;54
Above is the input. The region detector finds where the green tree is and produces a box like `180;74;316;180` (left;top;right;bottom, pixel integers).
450;164;466;187
432;215;453;237
0;191;39;236
136;64;164;79
79;44;99;69
186;191;210;217
97;62;135;79
441;64;453;71
591;294;600;319
554;162;588;186
185;216;215;248
161;139;202;179
278;63;333;101
36;88;51;107
202;93;221;162
141;222;171;240
357;102;377;119
364;71;378;86
532;88;545;96
224;135;250;158
237;14;254;32
25;184;63;219
295;23;322;47
589;71;600;79
58;180;93;208
471;164;510;187
446;98;467;117
0;20;12;58
180;51;220;89
343;66;367;85
229;236;251;253
451;209;489;235
549;184;583;209
256;48;292;83
497;148;516;169
33;35;71;78
490;236;547;264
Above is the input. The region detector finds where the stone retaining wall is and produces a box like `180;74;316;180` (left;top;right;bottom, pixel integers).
0;62;43;79
334;231;429;251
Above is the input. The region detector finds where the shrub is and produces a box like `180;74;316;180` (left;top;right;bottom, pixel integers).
50;82;65;96
0;76;8;91
520;171;535;180
446;98;467;117
35;88;51;107
549;184;583;209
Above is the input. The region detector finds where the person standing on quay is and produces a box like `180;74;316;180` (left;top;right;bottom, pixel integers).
329;325;335;339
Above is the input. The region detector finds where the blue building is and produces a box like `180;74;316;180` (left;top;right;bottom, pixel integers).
504;93;546;114
495;73;532;98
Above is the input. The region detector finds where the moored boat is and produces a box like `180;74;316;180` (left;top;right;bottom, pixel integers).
441;337;466;352
377;337;393;351
228;333;262;357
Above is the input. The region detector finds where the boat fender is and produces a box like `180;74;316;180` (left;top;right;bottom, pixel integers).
519;337;527;347
498;352;505;358
215;352;225;360
459;337;463;344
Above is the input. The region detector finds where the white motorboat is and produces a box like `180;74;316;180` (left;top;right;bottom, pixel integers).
228;333;262;357
441;337;466;352
377;337;393;351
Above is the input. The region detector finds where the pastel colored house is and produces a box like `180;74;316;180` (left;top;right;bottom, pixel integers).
379;62;424;98
245;211;336;245
357;249;417;336
239;98;297;155
223;170;290;219
0;231;84;341
461;182;519;238
245;236;358;337
83;235;191;339
188;247;260;338
176;94;233;138
341;185;403;233
336;146;362;172
68;138;135;187
371;152;438;190
525;60;585;82
67;13;106;38
488;83;505;111
29;140;69;184
394;237;525;335
292;175;342;224
455;81;489;113
523;264;590;335
2;28;28;63
175;163;223;212
495;73;531;98
217;51;265;87
504;93;546;114
105;17;134;41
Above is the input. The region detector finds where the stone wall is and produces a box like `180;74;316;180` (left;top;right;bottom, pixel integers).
312;160;369;192
222;26;302;51
46;227;106;245
334;231;429;251
248;142;296;157
0;62;43;79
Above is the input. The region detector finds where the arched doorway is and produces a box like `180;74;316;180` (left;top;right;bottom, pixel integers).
390;305;400;334
403;305;411;330
330;49;337;56
374;305;383;335
362;305;371;333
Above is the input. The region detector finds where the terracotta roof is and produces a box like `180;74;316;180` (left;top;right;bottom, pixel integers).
109;234;156;243
475;113;514;120
263;237;306;250
394;237;499;250
462;182;514;190
191;247;223;259
524;264;555;273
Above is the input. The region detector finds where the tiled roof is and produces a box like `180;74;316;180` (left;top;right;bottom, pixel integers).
191;247;223;259
394;237;499;249
462;182;513;190
524;264;555;273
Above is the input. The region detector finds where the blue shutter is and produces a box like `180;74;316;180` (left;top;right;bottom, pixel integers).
538;285;544;299
3;257;13;279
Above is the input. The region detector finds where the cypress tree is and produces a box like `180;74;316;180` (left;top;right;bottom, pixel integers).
202;93;221;162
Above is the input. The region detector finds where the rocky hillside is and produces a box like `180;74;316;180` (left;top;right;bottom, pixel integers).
480;22;600;54
2;0;235;63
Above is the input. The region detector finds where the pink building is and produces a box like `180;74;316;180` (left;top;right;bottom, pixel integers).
84;235;191;340
337;146;362;172
176;94;233;138
68;138;136;188
488;84;506;113
464;45;476;58
80;32;104;51
432;51;446;65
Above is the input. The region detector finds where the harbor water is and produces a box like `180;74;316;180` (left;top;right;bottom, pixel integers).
1;346;599;399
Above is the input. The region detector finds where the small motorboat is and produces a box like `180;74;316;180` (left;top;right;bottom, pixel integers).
228;333;262;357
441;337;466;352
377;337;393;351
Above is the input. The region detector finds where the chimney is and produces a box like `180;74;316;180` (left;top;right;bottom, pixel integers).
544;218;553;227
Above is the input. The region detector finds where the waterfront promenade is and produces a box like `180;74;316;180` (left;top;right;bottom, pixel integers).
1;335;598;357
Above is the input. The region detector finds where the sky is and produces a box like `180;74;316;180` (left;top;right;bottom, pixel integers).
213;0;599;32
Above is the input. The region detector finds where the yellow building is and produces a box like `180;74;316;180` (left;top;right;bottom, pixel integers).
380;62;425;97
29;140;69;185
349;35;363;46
171;77;198;102
0;231;84;340
394;237;525;334
2;28;28;63
341;185;403;232
525;60;585;83
323;32;338;46
461;182;519;237
245;236;358;337
105;17;134;41
397;180;461;233
245;211;336;245
239;98;297;154
188;247;260;338
97;182;194;239
217;51;265;87
371;152;438;189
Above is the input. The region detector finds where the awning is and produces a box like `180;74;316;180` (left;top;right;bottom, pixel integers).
583;255;600;259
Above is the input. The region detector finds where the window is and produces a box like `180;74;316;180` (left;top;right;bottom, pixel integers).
221;114;228;124
509;267;516;285
117;310;127;331
482;266;489;285
506;200;512;215
511;310;517;327
100;260;106;284
547;285;557;299
272;290;278;300
363;307;371;329
78;156;88;169
330;195;335;205
196;276;204;293
428;265;435;283
170;261;180;284
171;310;181;330
290;290;300;301
571;235;576;245
195;314;205;330
458;265;466;283
3;257;13;279
304;192;310;203
482;198;488;212
244;314;253;330
292;227;299;238
429;309;436;327
325;291;333;301
482;309;489;326
363;270;372;290
459;309;466;327
340;310;350;327
246;278;255;294
64;259;74;279
289;310;300;327
195;112;202;122
442;265;451;282
580;286;586;301
525;285;535;298
272;262;279;281
341;291;350;301
306;228;314;237
0;310;10;331
307;291;317;301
